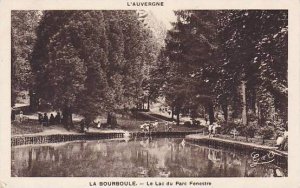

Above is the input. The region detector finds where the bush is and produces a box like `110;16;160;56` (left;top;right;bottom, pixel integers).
219;122;242;135
247;112;258;122
259;126;275;140
240;125;257;138
183;121;192;127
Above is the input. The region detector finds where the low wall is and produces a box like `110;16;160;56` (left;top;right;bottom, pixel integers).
185;135;287;167
11;132;124;146
131;131;201;138
11;131;201;146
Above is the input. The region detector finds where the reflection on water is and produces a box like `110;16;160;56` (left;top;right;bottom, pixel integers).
11;138;287;177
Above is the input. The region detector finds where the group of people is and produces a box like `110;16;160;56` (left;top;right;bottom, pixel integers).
140;121;158;133
38;112;62;126
208;122;221;137
165;122;174;132
140;121;174;133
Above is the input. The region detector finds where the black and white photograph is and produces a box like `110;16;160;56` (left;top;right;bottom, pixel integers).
10;9;289;178
2;0;300;187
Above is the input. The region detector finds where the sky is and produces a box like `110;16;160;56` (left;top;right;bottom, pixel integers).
150;9;177;29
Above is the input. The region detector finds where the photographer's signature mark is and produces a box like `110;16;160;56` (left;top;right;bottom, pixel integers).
250;151;275;167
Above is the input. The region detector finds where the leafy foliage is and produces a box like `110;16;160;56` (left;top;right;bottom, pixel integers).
162;10;220;124
216;10;288;123
161;10;287;127
11;11;42;105
259;126;275;140
28;10;162;127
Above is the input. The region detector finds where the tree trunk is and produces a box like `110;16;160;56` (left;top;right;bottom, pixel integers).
176;106;180;126
257;103;262;126
171;106;174;120
221;103;228;123
107;112;117;129
241;81;247;125
176;111;180;126
147;96;150;111
107;112;112;125
252;89;257;114
255;97;259;117
62;106;72;130
29;90;38;112
208;103;215;125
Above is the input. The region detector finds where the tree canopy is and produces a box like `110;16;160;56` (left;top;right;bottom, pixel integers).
161;10;288;125
12;10;288;129
11;10;42;106
29;10;162;128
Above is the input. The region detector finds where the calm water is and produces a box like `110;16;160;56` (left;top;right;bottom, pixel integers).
11;138;287;177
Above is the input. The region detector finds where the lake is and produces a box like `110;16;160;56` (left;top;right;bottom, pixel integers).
11;137;287;177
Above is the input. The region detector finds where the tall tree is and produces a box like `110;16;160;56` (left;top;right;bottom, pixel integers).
11;10;41;106
31;11;111;129
163;10;219;125
215;10;288;125
30;10;162;129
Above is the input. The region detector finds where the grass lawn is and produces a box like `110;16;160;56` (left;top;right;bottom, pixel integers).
12;111;203;135
12;120;44;135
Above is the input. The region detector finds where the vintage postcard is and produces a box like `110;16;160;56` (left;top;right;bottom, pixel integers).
0;0;300;187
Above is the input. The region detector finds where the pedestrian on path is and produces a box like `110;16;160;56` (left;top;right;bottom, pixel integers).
55;112;61;124
49;114;55;125
38;113;43;124
43;113;49;126
19;111;23;122
164;122;169;131
80;118;85;133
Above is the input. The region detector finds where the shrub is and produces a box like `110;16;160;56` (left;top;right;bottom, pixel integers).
240;125;257;138
259;126;275;140
248;112;258;122
219;121;242;135
183;121;192;127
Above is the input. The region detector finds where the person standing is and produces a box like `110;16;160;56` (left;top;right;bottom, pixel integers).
49;114;55;125
204;115;208;125
38;113;43;124
43;113;49;126
19;111;24;122
55;112;61;124
80;118;85;133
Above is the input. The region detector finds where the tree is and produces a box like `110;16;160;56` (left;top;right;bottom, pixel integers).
215;10;288;125
31;11;111;129
30;10;162;129
162;10;287;127
163;10;219;125
120;11;162;110
11;10;41;106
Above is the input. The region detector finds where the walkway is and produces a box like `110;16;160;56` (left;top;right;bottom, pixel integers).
185;134;288;157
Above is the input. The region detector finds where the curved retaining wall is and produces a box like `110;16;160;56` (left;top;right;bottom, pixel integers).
130;131;201;138
185;135;287;166
11;133;124;146
11;131;201;147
